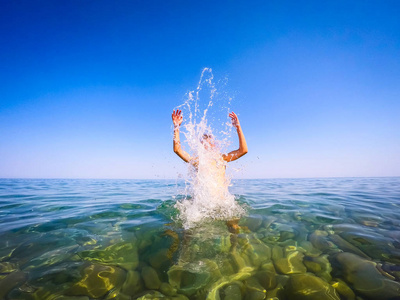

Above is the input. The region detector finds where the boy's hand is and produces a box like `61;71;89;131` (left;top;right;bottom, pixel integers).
172;110;183;127
229;111;240;129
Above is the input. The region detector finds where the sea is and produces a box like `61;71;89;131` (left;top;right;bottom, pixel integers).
0;177;399;299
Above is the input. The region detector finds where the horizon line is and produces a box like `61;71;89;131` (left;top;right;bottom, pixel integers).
1;175;399;180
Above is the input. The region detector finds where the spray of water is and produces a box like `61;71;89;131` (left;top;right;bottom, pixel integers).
174;68;246;229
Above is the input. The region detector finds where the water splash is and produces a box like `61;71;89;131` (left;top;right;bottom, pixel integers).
174;68;246;229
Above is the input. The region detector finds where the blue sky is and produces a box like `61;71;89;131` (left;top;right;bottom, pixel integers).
1;0;399;179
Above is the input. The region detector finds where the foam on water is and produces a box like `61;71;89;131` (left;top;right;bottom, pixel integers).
174;68;246;229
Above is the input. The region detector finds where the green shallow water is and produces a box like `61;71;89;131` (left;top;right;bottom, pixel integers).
0;178;400;300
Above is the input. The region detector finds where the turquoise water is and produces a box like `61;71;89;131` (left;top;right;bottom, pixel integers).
1;177;400;299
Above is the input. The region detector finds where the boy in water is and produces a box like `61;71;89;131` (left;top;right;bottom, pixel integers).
171;110;248;164
171;110;248;233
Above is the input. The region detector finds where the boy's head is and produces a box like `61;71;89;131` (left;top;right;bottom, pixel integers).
201;133;215;149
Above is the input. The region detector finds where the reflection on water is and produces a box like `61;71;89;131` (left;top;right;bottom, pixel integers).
1;178;400;299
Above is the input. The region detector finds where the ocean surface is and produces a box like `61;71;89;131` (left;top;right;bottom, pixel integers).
0;177;400;300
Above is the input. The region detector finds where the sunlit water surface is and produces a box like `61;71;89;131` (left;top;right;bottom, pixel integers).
1;178;400;300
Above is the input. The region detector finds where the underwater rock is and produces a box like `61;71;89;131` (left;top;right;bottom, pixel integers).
276;274;290;286
335;252;400;299
160;282;177;296
329;234;370;259
149;248;170;269
0;271;27;299
303;255;332;282
340;230;386;246
297;240;322;257
78;241;139;270
18;282;37;293
255;229;267;239
67;263;125;298
9;236;62;267
171;295;190;300
245;277;266;293
278;231;296;242
294;212;318;225
339;231;398;262
220;259;236;276
223;284;242;300
260;262;276;273
262;233;280;243
219;235;232;253
326;224;360;234
26;244;80;270
243;216;263;232
283;245;298;256
380;262;400;281
271;245;284;262
206;259;223;278
156;229;181;259
168;265;212;296
138;236;154;251
303;256;321;274
18;286;60;300
285;273;340;300
108;294;131;300
168;265;183;289
331;278;356;300
274;251;307;275
278;239;297;250
121;270;142;296
309;230;334;252
246;239;272;268
54;296;90;300
37;262;83;286
135;290;166;299
351;212;383;228
255;270;277;290
0;261;19;274
207;268;253;300
360;220;379;227
295;224;311;243
269;223;295;243
141;266;161;290
376;263;396;280
265;283;286;300
262;216;277;229
230;251;253;272
244;290;266;300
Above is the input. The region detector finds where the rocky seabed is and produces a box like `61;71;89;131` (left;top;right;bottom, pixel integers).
1;211;400;300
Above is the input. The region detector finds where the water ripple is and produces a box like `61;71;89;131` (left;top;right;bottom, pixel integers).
1;177;400;299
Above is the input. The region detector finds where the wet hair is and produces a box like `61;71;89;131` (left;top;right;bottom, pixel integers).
200;133;214;143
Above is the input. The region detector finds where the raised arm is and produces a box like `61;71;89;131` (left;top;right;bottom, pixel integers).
223;112;248;162
172;110;191;163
